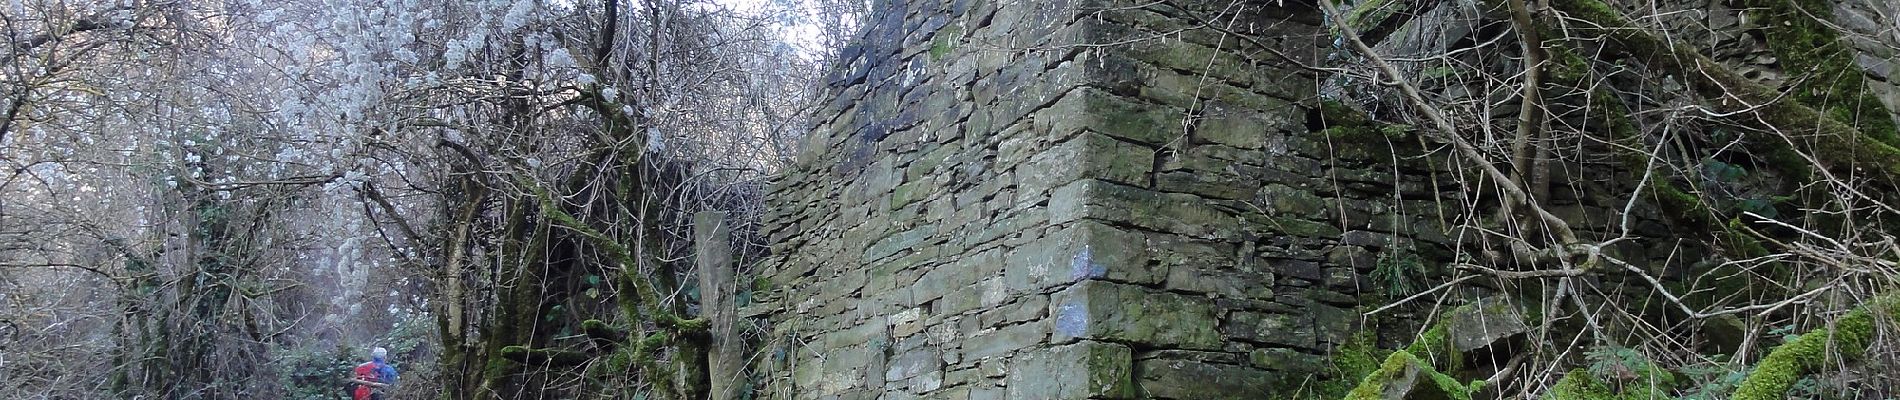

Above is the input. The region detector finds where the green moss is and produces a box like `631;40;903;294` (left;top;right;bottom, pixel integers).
1721;219;1770;259
1732;294;1900;399
928;25;962;61
1552;0;1900;188
1762;141;1815;179
499;345;591;367
1650;180;1715;229
1544;47;1593;85
664;316;709;332
1343;0;1402;32
1548;360;1682;400
582;319;627;346
1317;99;1412;153
604;346;635;371
1548;369;1616;400
1405;313;1458;372
1312;333;1387;398
752;276;773;293
1319;99;1372;129
1344;351;1479;400
1747;0;1900;148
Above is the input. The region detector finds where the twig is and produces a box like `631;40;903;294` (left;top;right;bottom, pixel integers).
1366;275;1477;316
1316;0;1583;251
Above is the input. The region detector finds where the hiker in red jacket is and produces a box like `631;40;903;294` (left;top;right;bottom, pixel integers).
349;347;399;400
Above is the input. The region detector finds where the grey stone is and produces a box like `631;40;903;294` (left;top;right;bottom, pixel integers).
1048;221;1165;285
1445;296;1529;353
1135;357;1274;399
1249;347;1325;374
1018;132;1156;195
886;347;943;381
963;320;1050;360
865;225;938;263
1267;258;1323;281
1255;183;1327;216
1050;281;1222;350
1035;88;1185;146
1049;179;1240;240
1006;341;1137;399
1223;311;1316;349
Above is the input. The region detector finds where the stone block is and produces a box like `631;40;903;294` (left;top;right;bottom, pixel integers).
1050;280;1222;349
1223;310;1316;350
1255;183;1327;216
1018;132;1155;195
1135;357;1274;399
963;319;1050;360
1248;347;1325;374
1049;179;1240;240
978;294;1049;327
1035;88;1185;146
887;346;944;381
866;225;938;263
1165;263;1274;301
1445;296;1530;353
1050;221;1165;284
1006;341;1137;399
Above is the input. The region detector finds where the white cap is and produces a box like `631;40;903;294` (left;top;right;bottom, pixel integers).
372;347;388;358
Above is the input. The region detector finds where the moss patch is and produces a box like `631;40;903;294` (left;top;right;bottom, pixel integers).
1551;0;1900;189
1548;369;1616;400
928;25;962;61
1405;310;1458;372
1746;0;1900;148
1312;332;1387;398
1343;350;1480;400
1732;293;1900;399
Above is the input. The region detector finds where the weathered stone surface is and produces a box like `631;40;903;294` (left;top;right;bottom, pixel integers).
866;226;938;263
1255;183;1328;216
1018;132;1156;194
1223;310;1316;349
1249;347;1325;374
962;320;1049;361
1006;341;1137;399
886;346;943;381
753;0;1390;398
1047;221;1165;284
1035;88;1185;146
1445;296;1529;353
1051;281;1222;350
1135;357;1275;399
755;0;1775;398
1049;179;1240;240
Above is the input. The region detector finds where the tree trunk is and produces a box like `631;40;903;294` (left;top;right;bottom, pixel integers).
694;212;740;400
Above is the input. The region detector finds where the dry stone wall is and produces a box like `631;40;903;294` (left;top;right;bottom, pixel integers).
746;0;1467;398
748;0;1900;398
1634;0;1900;128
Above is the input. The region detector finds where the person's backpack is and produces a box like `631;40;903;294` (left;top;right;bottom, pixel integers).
348;362;379;400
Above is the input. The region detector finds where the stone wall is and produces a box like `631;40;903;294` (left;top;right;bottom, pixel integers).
747;0;1900;398
1633;0;1900;129
745;0;1467;398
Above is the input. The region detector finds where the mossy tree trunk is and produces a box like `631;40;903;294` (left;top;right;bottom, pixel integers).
445;67;712;400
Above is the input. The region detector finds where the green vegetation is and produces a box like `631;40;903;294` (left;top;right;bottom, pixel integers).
1733;294;1900;399
1747;0;1900;147
1372;249;1426;299
929;25;962;61
1343;350;1481;400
